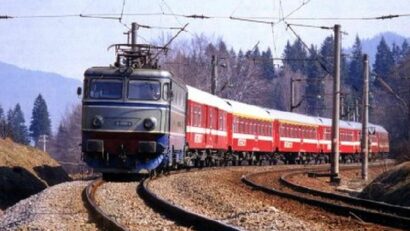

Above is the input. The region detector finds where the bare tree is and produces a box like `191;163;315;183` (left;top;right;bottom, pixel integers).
49;104;83;173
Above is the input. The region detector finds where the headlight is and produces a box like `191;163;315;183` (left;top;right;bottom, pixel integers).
143;117;157;130
92;115;104;128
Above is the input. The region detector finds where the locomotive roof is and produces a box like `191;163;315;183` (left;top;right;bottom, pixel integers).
187;86;232;112
84;66;187;87
224;99;271;121
85;66;173;77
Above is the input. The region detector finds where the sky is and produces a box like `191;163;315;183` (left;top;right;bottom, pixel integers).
1;0;410;80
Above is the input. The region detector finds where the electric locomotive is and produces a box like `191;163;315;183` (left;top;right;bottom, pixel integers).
79;24;187;173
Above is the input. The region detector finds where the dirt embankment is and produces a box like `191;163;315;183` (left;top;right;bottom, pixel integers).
0;138;71;210
359;161;410;207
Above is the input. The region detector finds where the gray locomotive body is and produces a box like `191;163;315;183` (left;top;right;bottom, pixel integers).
81;66;187;173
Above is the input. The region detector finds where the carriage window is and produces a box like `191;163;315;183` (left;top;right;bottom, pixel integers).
90;79;123;99
128;80;160;100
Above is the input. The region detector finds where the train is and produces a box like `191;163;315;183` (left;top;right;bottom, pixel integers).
79;26;389;173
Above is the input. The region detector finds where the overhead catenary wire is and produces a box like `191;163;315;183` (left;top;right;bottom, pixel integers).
277;0;311;23
3;12;410;22
287;23;349;35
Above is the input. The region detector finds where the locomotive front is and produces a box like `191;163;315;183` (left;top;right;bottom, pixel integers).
79;23;186;173
81;68;173;172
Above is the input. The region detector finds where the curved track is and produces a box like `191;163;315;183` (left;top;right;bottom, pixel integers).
84;178;129;231
242;168;410;230
84;172;240;231
139;171;241;231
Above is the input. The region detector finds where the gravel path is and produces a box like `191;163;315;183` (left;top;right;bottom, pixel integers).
0;181;98;231
94;181;187;231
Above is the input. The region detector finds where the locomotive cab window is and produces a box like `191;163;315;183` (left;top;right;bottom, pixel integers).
90;79;123;99
128;80;161;100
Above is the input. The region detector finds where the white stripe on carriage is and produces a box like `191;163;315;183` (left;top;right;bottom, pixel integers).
319;140;331;144
186;126;227;137
340;141;360;146
258;136;273;141
233;133;255;139
280;137;301;142
302;139;318;144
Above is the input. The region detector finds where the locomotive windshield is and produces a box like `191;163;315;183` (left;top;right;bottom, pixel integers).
89;79;123;99
128;80;161;100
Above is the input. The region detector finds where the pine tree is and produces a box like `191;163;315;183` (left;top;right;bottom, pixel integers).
29;94;51;144
7;104;30;144
319;36;334;75
373;36;395;80
261;48;275;80
282;39;307;74
392;42;401;64
400;40;409;60
348;36;364;93
306;45;325;116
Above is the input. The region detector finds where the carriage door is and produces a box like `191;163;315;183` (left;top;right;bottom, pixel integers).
206;107;215;148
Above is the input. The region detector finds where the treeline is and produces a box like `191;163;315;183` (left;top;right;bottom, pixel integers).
288;36;408;115
0;94;51;147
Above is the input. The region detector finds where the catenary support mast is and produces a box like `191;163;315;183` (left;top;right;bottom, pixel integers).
330;24;341;183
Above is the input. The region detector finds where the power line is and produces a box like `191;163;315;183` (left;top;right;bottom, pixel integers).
287;23;349;35
119;0;126;22
277;0;311;24
4;12;410;22
230;0;244;17
229;16;274;25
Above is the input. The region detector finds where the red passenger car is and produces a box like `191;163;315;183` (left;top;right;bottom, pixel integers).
185;86;231;164
226;100;273;153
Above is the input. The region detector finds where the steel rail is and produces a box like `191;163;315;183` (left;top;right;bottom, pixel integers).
139;173;241;231
84;178;129;231
280;171;410;218
242;171;410;230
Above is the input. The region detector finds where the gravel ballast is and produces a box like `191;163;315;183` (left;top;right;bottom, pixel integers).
149;166;391;231
0;181;98;231
149;167;320;230
94;181;187;230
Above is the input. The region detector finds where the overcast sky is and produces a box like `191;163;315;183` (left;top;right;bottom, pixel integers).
1;0;409;80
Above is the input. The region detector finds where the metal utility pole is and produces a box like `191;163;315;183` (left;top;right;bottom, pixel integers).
38;134;48;152
354;98;359;122
131;22;137;50
211;55;218;95
340;94;345;119
361;54;369;180
290;78;296;112
330;24;341;183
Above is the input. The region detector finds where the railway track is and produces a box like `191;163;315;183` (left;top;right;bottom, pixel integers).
84;178;129;231
242;166;410;230
84;170;240;231
140;172;240;231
